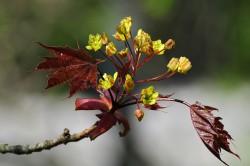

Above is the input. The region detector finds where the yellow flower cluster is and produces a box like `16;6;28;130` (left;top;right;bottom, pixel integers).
98;72;118;90
85;34;102;51
86;33;108;51
86;17;192;93
134;29;153;55
117;48;128;58
140;86;159;105
101;33;108;45
85;17;181;60
113;16;132;41
134;29;172;56
167;57;192;74
123;74;134;92
98;72;134;92
152;40;165;55
105;42;117;56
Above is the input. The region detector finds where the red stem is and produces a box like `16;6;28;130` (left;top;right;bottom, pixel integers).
113;55;125;68
124;35;136;73
136;47;166;70
158;98;191;108
136;71;175;83
133;49;141;75
100;50;121;70
118;100;141;109
137;54;154;69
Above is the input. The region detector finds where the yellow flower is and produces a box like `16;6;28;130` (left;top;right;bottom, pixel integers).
113;32;126;41
123;74;134;92
101;33;108;45
165;39;175;50
152;40;165;55
117;48;128;58
140;86;159;105
98;72;118;90
178;57;192;74
167;57;179;72
105;42;117;56
134;109;144;122
117;16;132;36
85;33;103;51
134;29;153;55
113;16;132;41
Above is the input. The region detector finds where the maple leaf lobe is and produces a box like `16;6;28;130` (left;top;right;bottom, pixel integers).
36;43;101;96
88;111;130;140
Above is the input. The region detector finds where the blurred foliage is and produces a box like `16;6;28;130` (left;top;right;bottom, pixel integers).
0;0;249;96
227;0;250;79
142;0;174;18
142;0;250;84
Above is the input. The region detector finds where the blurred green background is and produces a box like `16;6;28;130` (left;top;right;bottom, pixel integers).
0;0;249;166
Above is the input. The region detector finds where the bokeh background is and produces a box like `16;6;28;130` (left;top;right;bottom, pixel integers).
0;0;250;165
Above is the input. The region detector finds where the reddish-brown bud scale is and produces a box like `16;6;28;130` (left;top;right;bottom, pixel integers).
134;109;144;121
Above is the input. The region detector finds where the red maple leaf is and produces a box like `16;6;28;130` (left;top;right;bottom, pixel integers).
75;96;130;140
190;102;240;166
89;111;129;140
36;43;102;96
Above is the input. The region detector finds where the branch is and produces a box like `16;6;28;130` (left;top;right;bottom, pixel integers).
0;124;97;155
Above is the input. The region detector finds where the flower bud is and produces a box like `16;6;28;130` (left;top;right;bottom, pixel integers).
101;33;108;45
165;39;175;50
134;109;144;121
117;48;128;58
113;32;126;41
105;42;117;56
123;74;134;92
